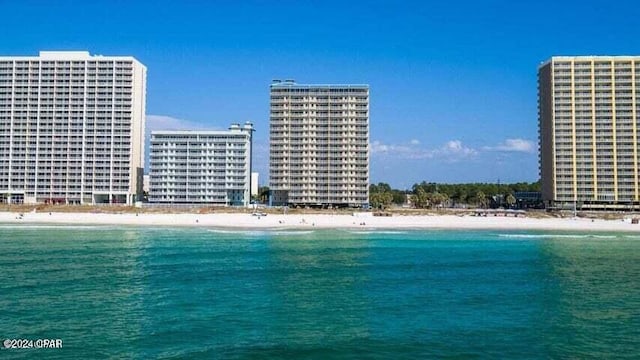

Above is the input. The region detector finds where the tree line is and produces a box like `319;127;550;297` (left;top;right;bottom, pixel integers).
254;181;541;209
370;181;541;209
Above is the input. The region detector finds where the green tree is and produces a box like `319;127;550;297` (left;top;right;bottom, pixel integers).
370;191;393;209
257;186;270;203
505;193;516;208
429;192;448;208
370;193;382;209
391;190;407;205
412;188;429;208
475;191;487;208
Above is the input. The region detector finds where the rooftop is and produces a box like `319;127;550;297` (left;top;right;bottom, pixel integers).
270;79;368;88
539;55;640;68
0;50;144;66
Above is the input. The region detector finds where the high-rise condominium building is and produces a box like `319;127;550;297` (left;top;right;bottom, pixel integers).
149;123;254;206
0;51;146;205
269;80;369;207
539;56;640;210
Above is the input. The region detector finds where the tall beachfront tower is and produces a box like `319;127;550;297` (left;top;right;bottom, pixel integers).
269;80;369;207
539;56;640;210
0;51;146;205
149;123;254;206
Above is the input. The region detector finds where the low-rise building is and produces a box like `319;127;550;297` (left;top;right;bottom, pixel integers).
149;123;254;206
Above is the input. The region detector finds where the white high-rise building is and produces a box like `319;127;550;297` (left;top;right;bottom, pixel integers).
539;56;640;210
0;51;146;205
149;123;254;206
269;80;369;207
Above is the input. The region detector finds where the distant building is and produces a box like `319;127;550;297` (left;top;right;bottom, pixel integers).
251;172;259;197
539;56;640;210
269;80;369;207
149;123;254;206
0;51;146;205
514;191;543;209
143;175;150;194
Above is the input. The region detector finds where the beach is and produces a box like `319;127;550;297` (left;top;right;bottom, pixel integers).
1;211;639;232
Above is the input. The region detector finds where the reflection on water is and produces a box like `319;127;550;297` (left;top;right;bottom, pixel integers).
0;228;147;359
0;228;639;359
540;237;640;358
263;233;371;348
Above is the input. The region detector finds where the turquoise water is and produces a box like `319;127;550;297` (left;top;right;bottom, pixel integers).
1;226;639;359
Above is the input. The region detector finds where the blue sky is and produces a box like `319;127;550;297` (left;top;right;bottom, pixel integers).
3;0;639;189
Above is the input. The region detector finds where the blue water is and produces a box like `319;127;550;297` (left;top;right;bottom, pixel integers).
1;226;639;359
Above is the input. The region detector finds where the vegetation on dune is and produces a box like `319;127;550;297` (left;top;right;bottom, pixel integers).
369;181;541;209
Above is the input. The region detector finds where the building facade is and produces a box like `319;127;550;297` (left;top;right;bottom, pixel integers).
149;123;254;206
0;51;146;205
251;172;259;197
269;80;369;207
539;56;640;210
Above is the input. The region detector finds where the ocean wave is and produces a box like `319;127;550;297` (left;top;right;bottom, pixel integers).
206;229;315;236
270;230;315;236
0;224;119;230
347;230;409;235
497;233;617;239
207;229;266;236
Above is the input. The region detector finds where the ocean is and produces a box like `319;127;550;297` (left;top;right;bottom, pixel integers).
1;225;639;359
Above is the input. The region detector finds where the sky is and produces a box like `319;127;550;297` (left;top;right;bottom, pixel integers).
2;0;639;189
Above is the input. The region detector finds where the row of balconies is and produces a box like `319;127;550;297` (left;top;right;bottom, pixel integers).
149;157;246;163
267;174;369;179
270;154;368;160
0;65;134;71
270;145;367;151
151;177;246;182
270;97;367;103
270;136;368;142
181;138;250;144
271;105;369;111
0;98;133;105
284;171;368;176
270;180;369;186
270;167;368;172
149;169;247;175
271;122;368;128
269;160;368;166
4;79;134;86
271;113;368;118
149;187;246;193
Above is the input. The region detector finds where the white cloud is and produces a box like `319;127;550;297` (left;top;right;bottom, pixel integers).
436;140;477;157
371;139;477;161
410;139;420;145
485;138;535;153
146;114;220;132
371;140;411;154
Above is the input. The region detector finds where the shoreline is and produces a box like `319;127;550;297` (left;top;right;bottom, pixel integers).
2;212;640;233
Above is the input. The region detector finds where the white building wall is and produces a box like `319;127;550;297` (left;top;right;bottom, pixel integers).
251;172;259;196
149;123;253;206
0;51;146;205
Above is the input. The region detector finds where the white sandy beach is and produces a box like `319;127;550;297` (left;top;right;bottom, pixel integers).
1;211;640;232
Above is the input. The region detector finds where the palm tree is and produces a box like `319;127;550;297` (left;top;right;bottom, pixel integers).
413;188;429;208
475;191;487;208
